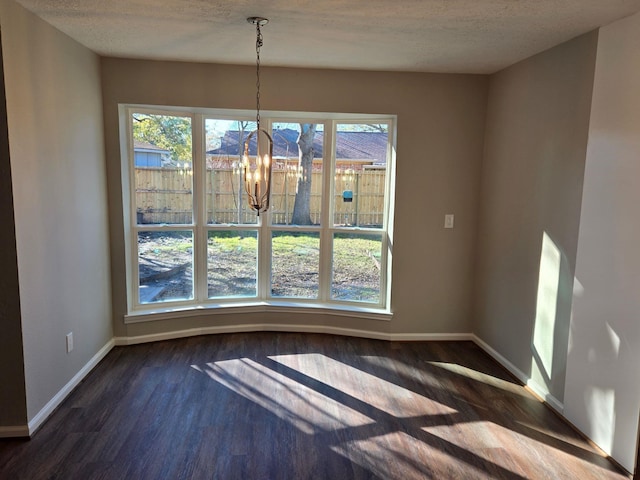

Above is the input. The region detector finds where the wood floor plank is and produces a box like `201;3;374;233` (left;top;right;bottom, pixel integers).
0;333;631;479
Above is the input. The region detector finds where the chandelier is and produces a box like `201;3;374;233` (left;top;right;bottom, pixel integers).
243;17;273;216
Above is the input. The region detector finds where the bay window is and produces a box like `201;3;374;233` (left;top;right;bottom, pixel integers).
122;106;395;318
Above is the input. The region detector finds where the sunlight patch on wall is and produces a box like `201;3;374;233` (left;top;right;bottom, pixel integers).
530;232;561;392
585;386;616;453
567;277;583;353
572;277;584;297
605;322;621;357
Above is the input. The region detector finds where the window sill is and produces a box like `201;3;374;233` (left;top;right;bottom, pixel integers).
124;301;393;324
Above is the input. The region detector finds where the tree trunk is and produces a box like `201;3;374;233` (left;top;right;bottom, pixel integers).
291;123;316;225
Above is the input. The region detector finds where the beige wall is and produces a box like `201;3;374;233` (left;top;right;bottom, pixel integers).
0;0;112;422
564;11;640;472
474;32;598;405
101;59;488;338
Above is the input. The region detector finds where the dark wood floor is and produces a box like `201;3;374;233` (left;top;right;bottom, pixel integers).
0;333;631;479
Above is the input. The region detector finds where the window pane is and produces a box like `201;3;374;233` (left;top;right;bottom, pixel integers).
271;232;320;299
205;119;258;225
332;233;382;303
138;231;193;303
132;113;193;225
334;123;388;228
208;230;258;298
270;123;324;226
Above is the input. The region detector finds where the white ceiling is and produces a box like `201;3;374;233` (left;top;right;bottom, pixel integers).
14;0;640;74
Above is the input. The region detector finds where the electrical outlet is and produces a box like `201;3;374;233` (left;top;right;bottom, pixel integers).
66;332;73;353
444;214;455;229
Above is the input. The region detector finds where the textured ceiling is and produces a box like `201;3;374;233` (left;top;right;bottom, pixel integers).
14;0;640;74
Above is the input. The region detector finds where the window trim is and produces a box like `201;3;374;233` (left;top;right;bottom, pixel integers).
119;104;396;320
123;301;393;324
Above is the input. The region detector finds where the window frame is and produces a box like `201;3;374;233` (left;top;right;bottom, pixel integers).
120;105;396;321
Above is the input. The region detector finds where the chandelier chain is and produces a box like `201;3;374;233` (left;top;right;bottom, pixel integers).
255;22;263;130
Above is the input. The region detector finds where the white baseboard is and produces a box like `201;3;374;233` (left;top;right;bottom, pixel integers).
0;425;29;438
471;334;564;414
389;332;474;342
27;339;115;435
525;378;564;414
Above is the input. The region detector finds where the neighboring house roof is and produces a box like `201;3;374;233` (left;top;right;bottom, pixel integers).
208;128;387;164
134;140;170;154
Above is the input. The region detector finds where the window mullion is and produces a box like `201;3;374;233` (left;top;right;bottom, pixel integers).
381;117;396;309
257;216;269;300
193;113;208;302
125;107;138;311
131;227;140;309
258;118;273;301
317;121;334;303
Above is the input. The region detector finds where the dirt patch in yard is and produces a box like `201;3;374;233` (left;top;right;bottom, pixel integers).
137;232;380;303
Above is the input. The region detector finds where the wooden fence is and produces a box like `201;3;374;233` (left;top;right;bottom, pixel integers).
135;167;386;226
